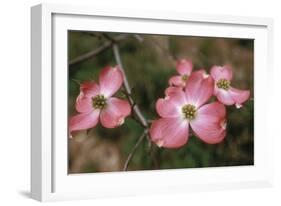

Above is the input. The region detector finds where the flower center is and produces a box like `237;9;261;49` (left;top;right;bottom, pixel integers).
181;74;188;81
216;79;230;90
182;104;196;120
92;94;107;109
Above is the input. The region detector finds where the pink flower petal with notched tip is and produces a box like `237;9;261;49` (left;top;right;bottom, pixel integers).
196;101;226;121
190;102;226;144
79;81;100;98
165;89;187;106
165;86;183;97
185;70;214;107
100;97;131;128
215;88;235;105
99;66;123;98
176;59;193;75
75;95;93;113
228;87;250;105
69;110;100;134
156;95;183;118
149;117;189;149
75;82;100;113
215;87;250;107
168;75;184;87
210;65;233;81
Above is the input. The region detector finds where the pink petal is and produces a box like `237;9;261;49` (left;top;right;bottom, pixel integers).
190;102;226;144
165;89;187;106
99;66;124;98
100;97;131;128
75;94;93;113
149;117;189;149
210;65;233;81
75;82;100;113
215;87;250;106
228;87;250;105
69;111;100;134
194;69;208;77
156;97;181;118
185;70;214;107
80;81;100;98
176;59;193;75
215;88;235;105
196;101;226;121
165;86;183;97
168;75;185;87
156;88;189;118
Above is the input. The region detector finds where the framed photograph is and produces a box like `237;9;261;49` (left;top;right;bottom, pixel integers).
31;3;274;201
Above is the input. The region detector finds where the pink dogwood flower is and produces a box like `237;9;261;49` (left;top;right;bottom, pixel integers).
150;71;226;148
165;70;207;96
210;65;250;108
169;59;193;87
69;66;131;135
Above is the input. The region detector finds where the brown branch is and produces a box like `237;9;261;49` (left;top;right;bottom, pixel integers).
121;88;146;128
112;43;152;171
101;33;116;43
123;129;148;171
69;34;129;67
112;44;148;128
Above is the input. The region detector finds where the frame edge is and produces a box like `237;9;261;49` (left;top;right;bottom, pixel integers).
30;3;275;201
31;4;43;201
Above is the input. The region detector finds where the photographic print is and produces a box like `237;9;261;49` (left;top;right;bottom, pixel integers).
68;31;254;174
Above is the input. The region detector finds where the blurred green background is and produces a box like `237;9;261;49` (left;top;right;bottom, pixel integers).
68;31;254;173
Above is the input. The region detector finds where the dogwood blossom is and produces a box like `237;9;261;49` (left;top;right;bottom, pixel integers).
169;59;193;87
210;65;250;108
150;71;226;148
69;66;131;135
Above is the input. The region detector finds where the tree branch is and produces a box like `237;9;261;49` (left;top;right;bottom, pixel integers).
69;34;129;67
112;44;148;128
123;129;148;171
112;43;152;171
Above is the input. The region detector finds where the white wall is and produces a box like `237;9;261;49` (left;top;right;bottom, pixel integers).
0;0;280;205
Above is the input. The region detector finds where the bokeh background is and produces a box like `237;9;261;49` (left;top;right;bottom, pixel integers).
68;31;254;173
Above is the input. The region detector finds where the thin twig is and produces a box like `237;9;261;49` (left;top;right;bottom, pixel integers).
112;43;152;171
121;88;146;128
101;33;116;43
84;32;104;39
112;44;148;127
123;130;148;171
148;144;160;169
133;34;144;42
149;37;178;62
69;34;129;67
71;78;81;86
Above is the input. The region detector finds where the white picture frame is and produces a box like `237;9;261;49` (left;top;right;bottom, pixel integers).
31;3;274;202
